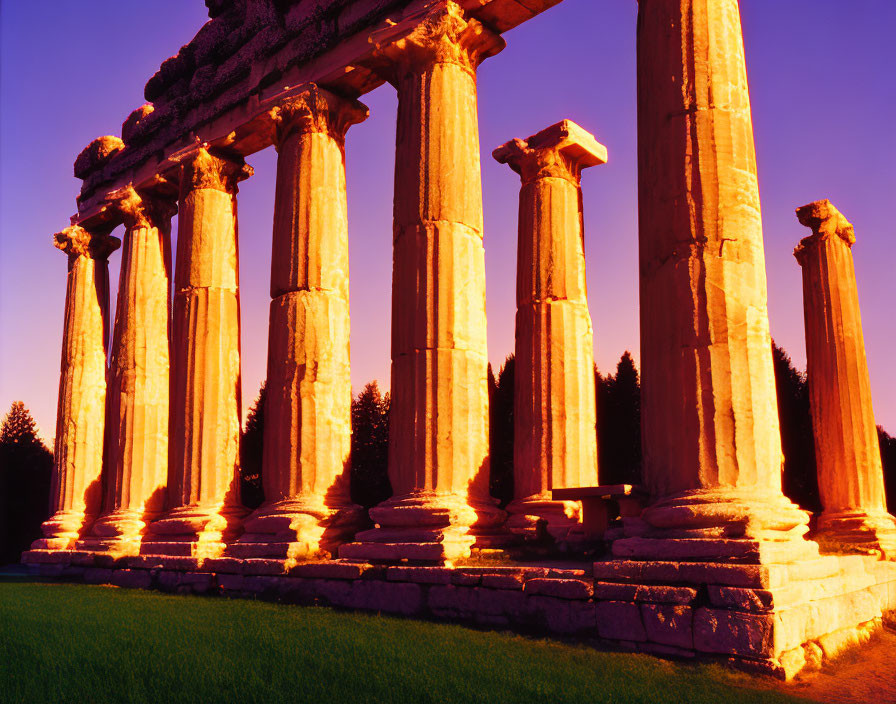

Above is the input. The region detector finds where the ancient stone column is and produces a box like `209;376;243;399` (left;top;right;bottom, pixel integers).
234;86;368;560
147;146;251;558
85;187;176;554
622;0;814;562
33;226;119;550
493;120;605;542
342;1;505;562
795;200;896;557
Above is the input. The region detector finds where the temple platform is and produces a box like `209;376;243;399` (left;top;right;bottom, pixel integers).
21;547;896;680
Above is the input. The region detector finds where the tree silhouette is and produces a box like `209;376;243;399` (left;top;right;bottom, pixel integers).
772;343;820;513
0;402;52;564
239;383;266;509
350;382;391;509
878;427;896;513
596;352;642;486
489;355;515;507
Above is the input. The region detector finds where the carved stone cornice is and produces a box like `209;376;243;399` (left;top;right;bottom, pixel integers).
794;199;856;265
370;1;505;81
269;85;369;149
53;225;120;260
106;185;177;231
493;120;607;186
174;145;253;197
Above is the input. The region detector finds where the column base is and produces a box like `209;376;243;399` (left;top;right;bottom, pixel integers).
229;497;367;560
505;496;582;542
623;488;815;563
142;504;247;559
339;492;506;564
814;510;896;559
32;510;95;550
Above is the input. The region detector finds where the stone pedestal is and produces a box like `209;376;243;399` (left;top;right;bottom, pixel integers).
32;226;119;550
78;188;176;556
233;86;368;561
795;200;896;557
623;0;813;561
340;1;505;563
493;120;605;542
146;147;251;558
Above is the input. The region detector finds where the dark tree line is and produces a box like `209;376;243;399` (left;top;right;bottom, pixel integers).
6;340;896;565
238;345;896;515
0;402;52;564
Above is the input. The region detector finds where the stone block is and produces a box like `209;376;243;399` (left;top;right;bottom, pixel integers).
111;569;152;589
387;566;453;584
481;574;524;590
348;580;424;616
641;604;693;649
203;557;245;574
83;568;115;584
708;586;774;612
593;560;767;587
637;642;696;659
593;582;696;604
312;578;354;606
524;578;592;600
476;586;532;620
217;574;246;593
693;608;774;658
38;564;67;578
290;561;368;580
532;596;596;635
429;585;477;617
242;559;290;576
451;571;481;586
595;601;647;642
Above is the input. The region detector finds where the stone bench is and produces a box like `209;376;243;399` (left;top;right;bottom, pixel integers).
551;485;648;539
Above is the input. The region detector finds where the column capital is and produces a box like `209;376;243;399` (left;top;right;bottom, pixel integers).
173;145;253;196
493;120;607;185
269;84;368;148
53;225;120;260
106;185;177;230
370;0;504;79
794;199;855;265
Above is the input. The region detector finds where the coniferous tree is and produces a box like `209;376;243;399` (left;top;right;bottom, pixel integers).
596;352;642;486
877;427;896;514
489;355;515;506
239;383;266;509
0;402;53;564
350;382;391;509
772;343;820;513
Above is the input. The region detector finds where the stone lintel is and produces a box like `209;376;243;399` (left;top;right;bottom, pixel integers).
794;199;856;263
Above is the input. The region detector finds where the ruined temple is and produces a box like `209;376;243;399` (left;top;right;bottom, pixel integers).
23;0;896;679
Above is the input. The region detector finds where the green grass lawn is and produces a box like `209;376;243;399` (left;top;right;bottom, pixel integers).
0;579;809;704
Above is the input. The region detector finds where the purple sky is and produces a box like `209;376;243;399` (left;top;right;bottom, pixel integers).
1;1;894;444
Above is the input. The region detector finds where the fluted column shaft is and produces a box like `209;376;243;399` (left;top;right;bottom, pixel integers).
90;188;175;548
36;226;119;549
795;200;896;556
349;1;504;561
631;0;810;555
149;146;251;555
235;86;367;559
494;121;605;540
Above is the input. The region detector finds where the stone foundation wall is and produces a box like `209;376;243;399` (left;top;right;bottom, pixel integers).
23;550;896;679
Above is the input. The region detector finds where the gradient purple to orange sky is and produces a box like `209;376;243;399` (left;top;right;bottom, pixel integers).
1;1;894;444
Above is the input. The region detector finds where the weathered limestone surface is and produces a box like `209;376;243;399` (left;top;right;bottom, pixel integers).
627;0;810;557
83;188;176;554
147;147;251;557
235;86;368;560
794;200;896;557
493;120;606;542
342;1;505;562
34;226;119;550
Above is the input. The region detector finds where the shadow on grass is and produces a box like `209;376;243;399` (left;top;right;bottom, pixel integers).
0;581;811;704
